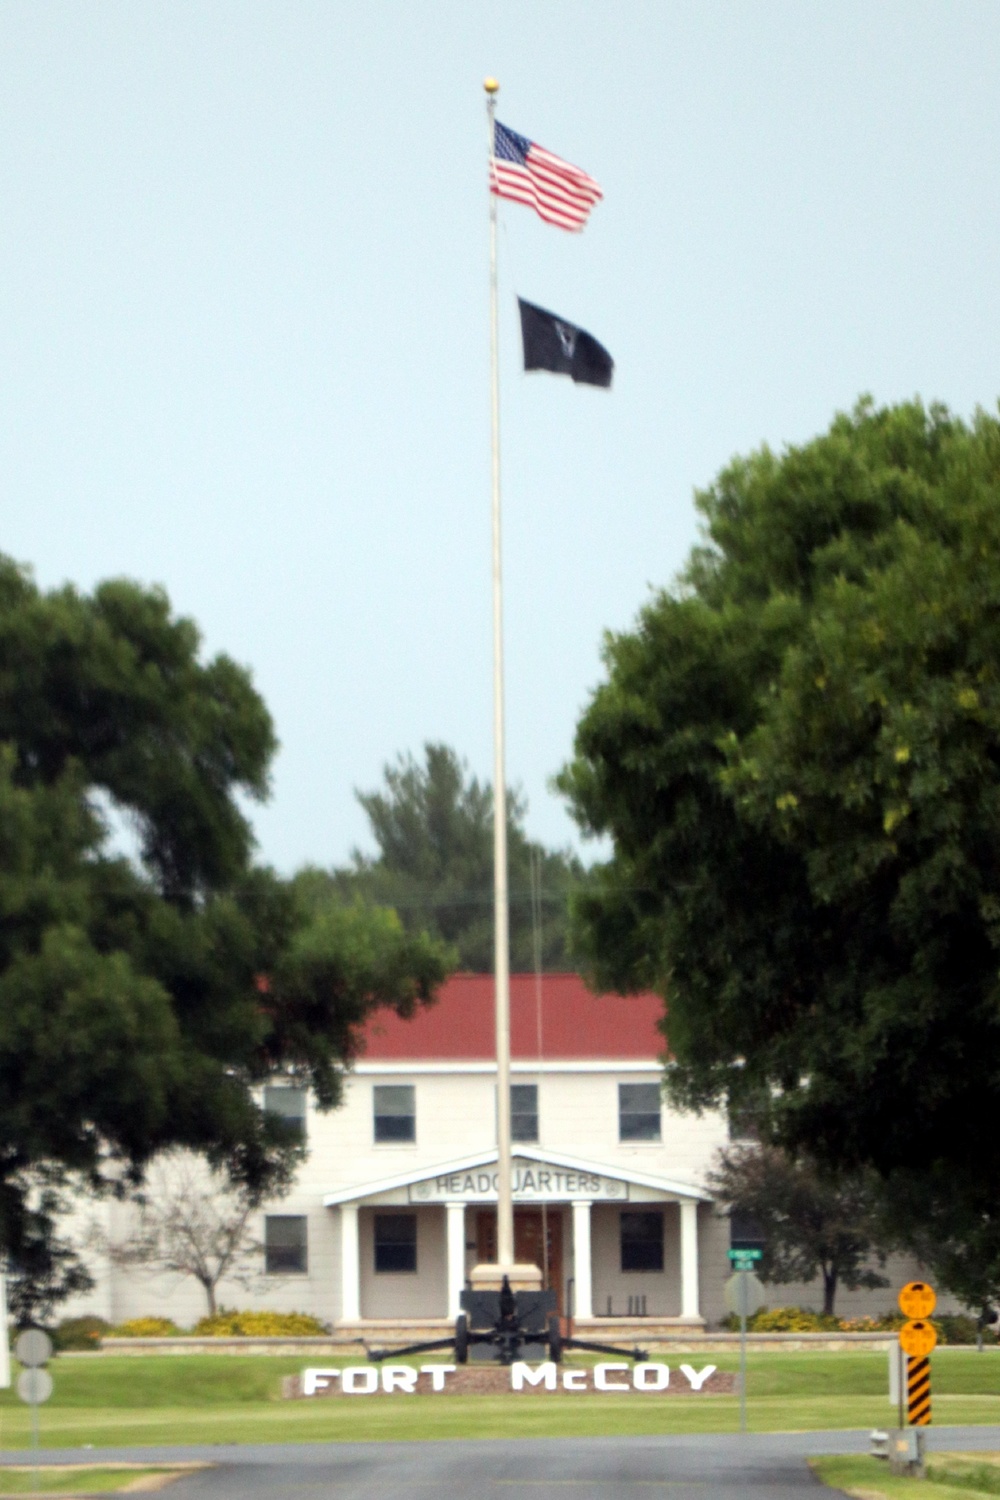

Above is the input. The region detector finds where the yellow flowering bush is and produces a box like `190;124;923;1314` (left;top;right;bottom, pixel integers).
111;1317;181;1337
722;1307;951;1338
838;1314;905;1332
192;1309;329;1336
750;1307;841;1332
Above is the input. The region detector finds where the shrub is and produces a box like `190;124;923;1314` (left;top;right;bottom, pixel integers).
750;1307;841;1332
111;1317;181;1337
719;1305;974;1336
718;1307;828;1332
52;1315;111;1351
838;1313;905;1332
935;1314;997;1346
191;1309;330;1337
720;1306;895;1332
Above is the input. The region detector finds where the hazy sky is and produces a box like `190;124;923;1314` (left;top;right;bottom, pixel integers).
4;3;999;872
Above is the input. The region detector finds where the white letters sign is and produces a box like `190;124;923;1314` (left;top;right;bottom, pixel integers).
301;1362;717;1396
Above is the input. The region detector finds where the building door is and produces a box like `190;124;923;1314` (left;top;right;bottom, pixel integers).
475;1209;564;1312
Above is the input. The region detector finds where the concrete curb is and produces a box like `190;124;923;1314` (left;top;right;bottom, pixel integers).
96;1329;907;1355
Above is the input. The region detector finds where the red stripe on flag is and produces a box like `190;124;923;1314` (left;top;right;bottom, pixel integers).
490;167;591;230
524;161;596;212
490;167;588;230
529;145;602;200
489;143;601;231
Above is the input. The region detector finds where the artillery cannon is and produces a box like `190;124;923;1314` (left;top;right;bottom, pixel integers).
367;1275;648;1366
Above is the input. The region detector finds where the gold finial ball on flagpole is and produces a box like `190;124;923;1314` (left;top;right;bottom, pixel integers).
484;77;499;93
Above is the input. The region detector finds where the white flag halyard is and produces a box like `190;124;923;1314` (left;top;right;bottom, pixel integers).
490;120;602;231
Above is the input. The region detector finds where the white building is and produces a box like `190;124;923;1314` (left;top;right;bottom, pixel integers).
82;974;934;1332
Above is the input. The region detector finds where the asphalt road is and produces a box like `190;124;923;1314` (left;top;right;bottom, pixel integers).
6;1428;1000;1500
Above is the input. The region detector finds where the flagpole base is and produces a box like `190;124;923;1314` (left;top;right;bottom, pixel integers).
469;1262;543;1292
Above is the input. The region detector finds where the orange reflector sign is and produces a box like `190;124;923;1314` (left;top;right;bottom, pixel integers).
898;1281;937;1320
899;1319;937;1358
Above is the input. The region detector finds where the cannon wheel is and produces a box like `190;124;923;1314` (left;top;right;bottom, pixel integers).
548;1314;562;1364
455;1313;469;1364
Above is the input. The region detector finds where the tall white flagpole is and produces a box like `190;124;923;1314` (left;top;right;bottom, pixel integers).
484;76;514;1272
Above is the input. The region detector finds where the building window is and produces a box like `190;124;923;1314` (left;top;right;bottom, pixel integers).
727;1093;760;1141
264;1085;307;1142
374;1213;417;1273
511;1084;538;1143
727;1105;757;1142
265;1215;307;1273
373;1084;415;1143
618;1083;661;1141
730;1208;765;1251
620;1211;664;1272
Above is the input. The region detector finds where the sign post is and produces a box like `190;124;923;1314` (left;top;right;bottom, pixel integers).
15;1330;54;1491
725;1261;765;1435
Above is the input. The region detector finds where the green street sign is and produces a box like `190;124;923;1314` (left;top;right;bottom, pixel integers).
728;1248;763;1264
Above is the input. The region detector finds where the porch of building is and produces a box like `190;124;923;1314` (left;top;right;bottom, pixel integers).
323;1147;710;1333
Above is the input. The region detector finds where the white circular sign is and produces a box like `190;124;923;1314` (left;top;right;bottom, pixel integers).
15;1330;52;1368
17;1368;53;1405
724;1271;766;1318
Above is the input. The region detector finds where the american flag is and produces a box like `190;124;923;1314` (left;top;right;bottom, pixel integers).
490;120;602;232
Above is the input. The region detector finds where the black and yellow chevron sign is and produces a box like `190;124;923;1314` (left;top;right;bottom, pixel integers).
907;1354;932;1425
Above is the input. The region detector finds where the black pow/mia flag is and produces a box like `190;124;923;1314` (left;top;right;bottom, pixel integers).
517;298;614;389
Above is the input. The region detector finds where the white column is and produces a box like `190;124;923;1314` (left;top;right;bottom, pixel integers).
572;1200;593;1320
680;1199;700;1320
446;1202;466;1319
340;1202;360;1323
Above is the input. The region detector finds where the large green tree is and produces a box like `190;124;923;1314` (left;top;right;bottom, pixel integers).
559;398;1000;1305
304;743;583;971
0;557;450;1313
708;1145;889;1316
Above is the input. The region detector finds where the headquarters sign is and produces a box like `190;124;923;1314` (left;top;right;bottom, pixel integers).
409;1159;628;1204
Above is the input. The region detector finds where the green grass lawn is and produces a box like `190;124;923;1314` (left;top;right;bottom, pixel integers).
0;1466;193;1494
813;1451;1000;1499
0;1349;995;1448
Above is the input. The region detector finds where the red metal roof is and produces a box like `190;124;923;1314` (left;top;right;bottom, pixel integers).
358;972;665;1061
